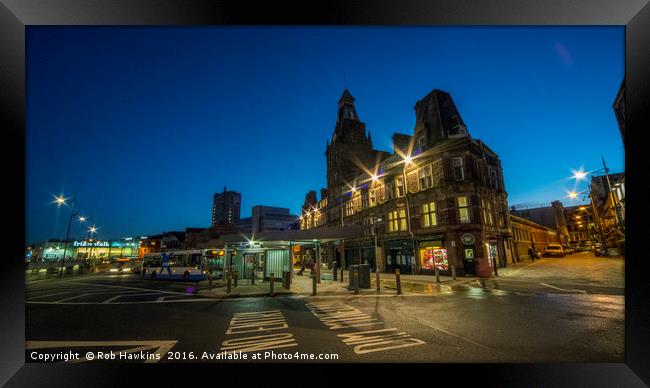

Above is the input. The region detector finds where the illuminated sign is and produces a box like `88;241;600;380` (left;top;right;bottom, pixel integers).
461;233;475;245
73;241;109;248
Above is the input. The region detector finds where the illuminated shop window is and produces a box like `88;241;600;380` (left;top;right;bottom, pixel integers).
422;202;437;227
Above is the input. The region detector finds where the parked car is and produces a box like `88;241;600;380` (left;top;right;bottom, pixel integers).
543;244;565;257
563;246;575;255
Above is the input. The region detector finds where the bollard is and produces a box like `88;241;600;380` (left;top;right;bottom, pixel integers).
312;273;317;296
435;266;440;283
451;265;456;280
354;269;359;295
333;266;338;281
340;267;344;283
233;270;238;287
227;271;232;294
269;273;275;296
376;268;380;292
395;268;402;295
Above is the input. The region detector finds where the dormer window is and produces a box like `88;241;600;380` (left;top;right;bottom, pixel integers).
449;124;467;138
417;136;426;151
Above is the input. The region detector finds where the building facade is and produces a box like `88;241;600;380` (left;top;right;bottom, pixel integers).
251;206;298;233
510;215;558;262
301;88;513;276
590;173;625;251
212;187;241;226
510;200;569;245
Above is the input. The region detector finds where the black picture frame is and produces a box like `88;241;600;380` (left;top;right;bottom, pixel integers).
2;0;648;386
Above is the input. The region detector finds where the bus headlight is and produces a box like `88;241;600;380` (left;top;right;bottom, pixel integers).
109;268;119;272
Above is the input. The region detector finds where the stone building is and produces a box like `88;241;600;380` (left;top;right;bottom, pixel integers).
510;215;558;262
301;88;513;276
510;200;570;245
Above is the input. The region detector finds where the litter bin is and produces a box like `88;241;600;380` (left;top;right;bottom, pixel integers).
348;264;371;289
475;257;492;278
282;271;292;289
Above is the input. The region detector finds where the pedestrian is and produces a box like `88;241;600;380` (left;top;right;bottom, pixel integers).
528;245;536;262
299;259;305;276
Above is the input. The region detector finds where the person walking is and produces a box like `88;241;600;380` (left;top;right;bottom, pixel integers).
528;245;536;262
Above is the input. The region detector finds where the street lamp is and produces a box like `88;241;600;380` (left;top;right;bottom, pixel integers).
398;152;417;275
56;194;78;278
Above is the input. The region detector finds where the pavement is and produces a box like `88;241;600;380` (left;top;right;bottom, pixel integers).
195;268;480;299
196;252;623;299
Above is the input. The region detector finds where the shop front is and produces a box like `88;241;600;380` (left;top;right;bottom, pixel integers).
384;239;415;274
418;236;448;275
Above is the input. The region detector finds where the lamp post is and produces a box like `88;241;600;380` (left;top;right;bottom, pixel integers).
56;195;78;278
400;154;418;275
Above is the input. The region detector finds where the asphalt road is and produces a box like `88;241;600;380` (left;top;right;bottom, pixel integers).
26;259;624;363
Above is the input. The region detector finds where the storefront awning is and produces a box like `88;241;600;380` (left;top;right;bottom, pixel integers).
208;225;366;248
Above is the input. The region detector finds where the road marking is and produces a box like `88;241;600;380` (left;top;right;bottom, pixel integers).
540;283;588;294
220;310;298;354
306;301;425;354
66;281;194;296
27;298;214;305
26;340;177;363
100;292;166;304
338;328;426;354
226;310;289;335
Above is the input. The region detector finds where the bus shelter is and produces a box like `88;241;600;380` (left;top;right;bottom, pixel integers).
208;225;365;281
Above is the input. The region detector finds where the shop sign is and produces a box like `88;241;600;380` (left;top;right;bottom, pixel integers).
486;236;498;244
461;233;475;245
73;241;109;248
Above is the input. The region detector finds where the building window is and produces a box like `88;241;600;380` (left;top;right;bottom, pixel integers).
396;176;405;197
345;201;354;216
490;169;499;190
369;189;377;207
422;201;437;228
386;180;395;200
452;157;464;181
458;196;470;223
417;136;426;151
419;166;433;190
388;209;407;232
361;192;369;209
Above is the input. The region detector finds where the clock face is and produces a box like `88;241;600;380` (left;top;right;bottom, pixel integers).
461;233;475;245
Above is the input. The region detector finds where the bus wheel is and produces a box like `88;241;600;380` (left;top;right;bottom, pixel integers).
150;271;157;280
183;272;190;282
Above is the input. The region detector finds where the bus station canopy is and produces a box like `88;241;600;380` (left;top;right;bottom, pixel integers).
207;225;366;248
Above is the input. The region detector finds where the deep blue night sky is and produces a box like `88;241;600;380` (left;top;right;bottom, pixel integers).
27;27;624;244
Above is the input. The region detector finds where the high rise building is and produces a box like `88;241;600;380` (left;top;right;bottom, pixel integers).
212;187;241;226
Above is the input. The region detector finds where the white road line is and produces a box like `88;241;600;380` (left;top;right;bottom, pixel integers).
28;291;81;300
27;298;213;305
100;292;165;304
540;282;588;294
66;281;194;296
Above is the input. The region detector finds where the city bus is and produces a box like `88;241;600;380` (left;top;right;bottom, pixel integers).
141;250;206;282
